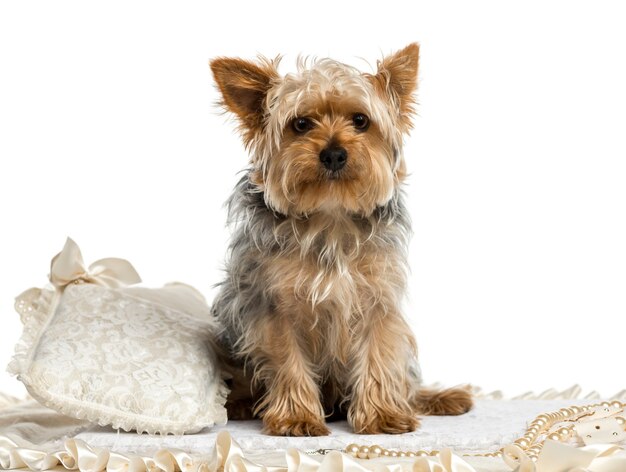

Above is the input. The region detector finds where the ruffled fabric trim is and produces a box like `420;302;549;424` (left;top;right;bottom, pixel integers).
2;430;626;472
0;430;482;472
3;387;626;471
472;384;626;402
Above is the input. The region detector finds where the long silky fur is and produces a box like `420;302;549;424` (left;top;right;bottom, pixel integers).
211;171;425;430
209;44;473;435
212;172;414;349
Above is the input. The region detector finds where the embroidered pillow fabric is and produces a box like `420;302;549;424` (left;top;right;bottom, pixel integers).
8;239;228;434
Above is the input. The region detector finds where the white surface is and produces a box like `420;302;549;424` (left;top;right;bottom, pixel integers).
74;399;590;455
1;0;626;398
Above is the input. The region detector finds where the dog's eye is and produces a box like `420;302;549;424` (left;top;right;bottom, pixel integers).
292;117;313;134
352;113;370;131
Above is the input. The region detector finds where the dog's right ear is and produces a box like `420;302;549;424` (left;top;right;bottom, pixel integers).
210;57;279;134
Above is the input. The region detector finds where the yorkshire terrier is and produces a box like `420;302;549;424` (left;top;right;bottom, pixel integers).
209;44;473;436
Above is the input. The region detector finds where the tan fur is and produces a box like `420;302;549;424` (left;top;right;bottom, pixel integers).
251;99;399;216
248;315;329;436
210;56;280;145
413;386;474;416
347;303;422;434
367;43;420;133
210;44;474;436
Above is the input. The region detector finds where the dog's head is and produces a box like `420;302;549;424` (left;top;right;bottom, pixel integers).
210;44;419;217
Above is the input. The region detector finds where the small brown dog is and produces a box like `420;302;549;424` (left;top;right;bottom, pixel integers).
210;44;473;436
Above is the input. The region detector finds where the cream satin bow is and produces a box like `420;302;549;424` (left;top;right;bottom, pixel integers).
14;238;141;319
49;237;141;289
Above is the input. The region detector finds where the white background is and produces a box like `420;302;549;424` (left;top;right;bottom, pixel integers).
0;1;625;399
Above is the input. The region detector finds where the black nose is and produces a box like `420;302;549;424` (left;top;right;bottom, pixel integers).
319;146;348;171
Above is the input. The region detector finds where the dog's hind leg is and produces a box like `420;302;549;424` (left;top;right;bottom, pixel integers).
412;386;474;416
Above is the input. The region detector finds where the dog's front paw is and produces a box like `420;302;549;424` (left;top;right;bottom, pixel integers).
263;414;330;436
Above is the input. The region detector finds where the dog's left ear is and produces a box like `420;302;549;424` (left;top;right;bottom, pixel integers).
371;43;420;125
210;57;279;134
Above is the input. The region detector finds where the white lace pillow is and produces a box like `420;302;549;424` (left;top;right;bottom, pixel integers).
8;238;228;434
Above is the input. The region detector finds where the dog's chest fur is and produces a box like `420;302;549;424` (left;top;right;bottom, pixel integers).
271;214;372;310
214;176;410;368
264;209;408;366
267;216;363;354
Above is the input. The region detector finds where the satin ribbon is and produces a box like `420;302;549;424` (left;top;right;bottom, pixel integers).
4;429;626;472
49;237;141;289
14;238;141;319
0;431;479;472
505;440;626;472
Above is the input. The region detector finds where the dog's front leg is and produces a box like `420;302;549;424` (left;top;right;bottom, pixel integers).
347;307;421;434
251;314;329;436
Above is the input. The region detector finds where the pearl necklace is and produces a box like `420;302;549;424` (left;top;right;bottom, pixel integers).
330;400;626;462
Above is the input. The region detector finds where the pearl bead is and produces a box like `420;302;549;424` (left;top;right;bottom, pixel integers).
558;427;571;439
338;400;626;464
357;446;369;459
369;446;382;458
346;444;360;456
